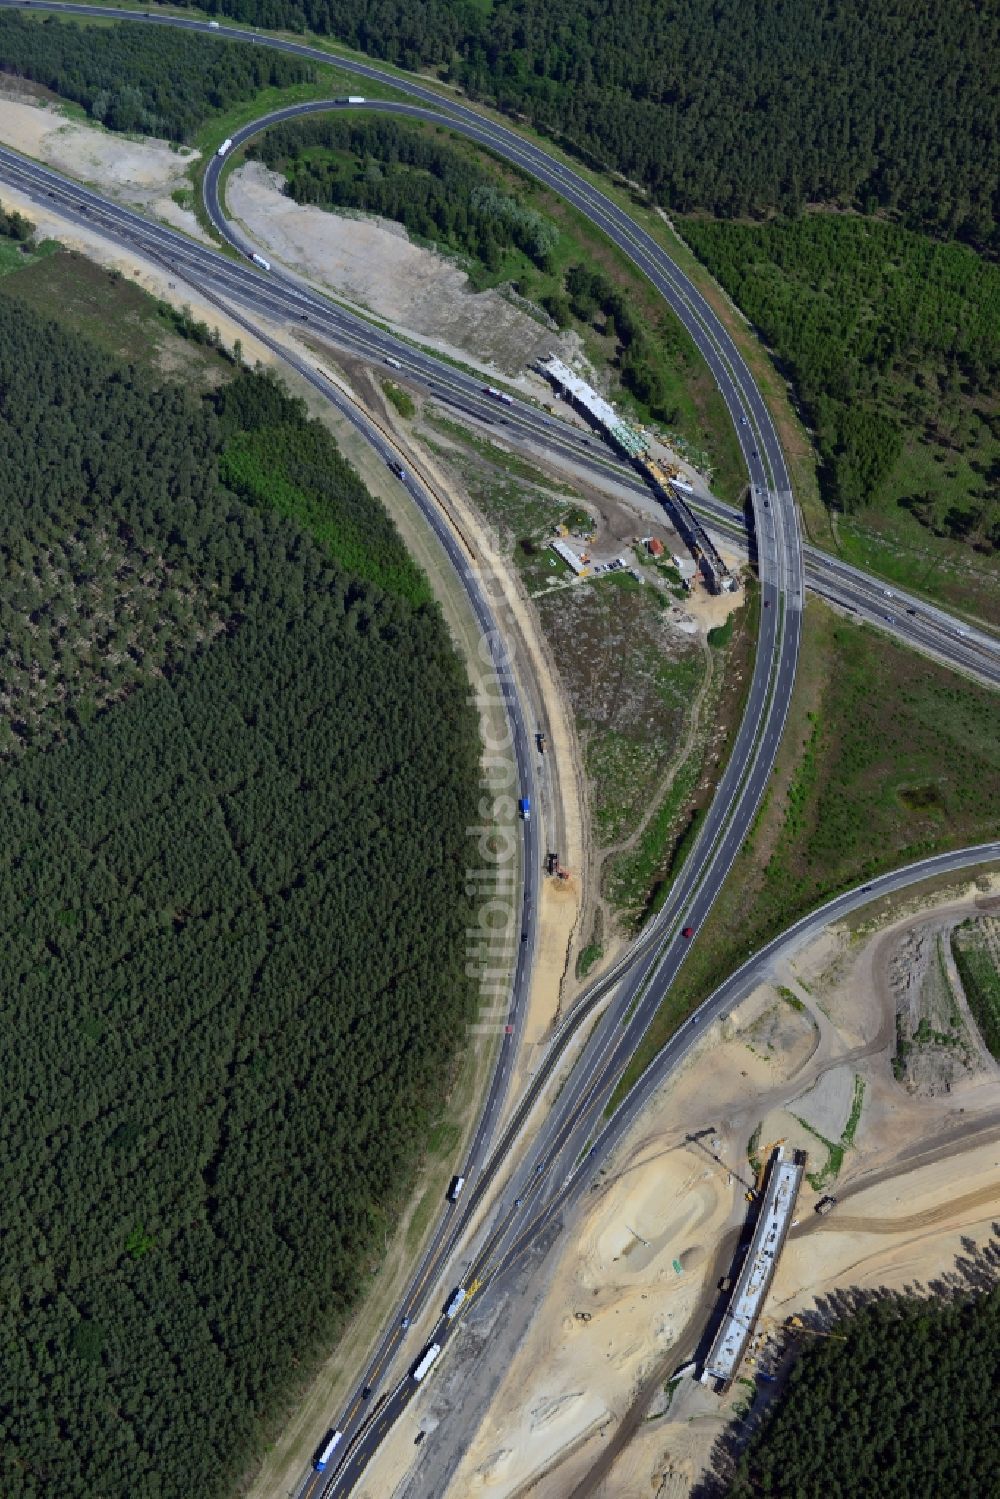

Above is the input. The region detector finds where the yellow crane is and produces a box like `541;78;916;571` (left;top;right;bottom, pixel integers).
757;1313;846;1343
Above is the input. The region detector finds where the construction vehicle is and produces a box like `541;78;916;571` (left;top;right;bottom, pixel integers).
545;852;569;880
536;731;547;754
815;1195;837;1216
642;457;680;490
745;1138;785;1202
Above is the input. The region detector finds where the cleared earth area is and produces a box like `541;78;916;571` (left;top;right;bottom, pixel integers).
0;86;207;239
419;872;1000;1498
228;160;583;382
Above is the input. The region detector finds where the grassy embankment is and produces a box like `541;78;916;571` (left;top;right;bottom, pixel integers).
951;919;1000;1059
420;409;756;923
599;578;757;927
0;243;234;382
610;598;1000;1105
0;232;57;279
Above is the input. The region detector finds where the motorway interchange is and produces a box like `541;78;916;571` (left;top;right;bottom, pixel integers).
0;7;997;1491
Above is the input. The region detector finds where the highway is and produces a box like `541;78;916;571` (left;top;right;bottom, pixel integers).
0;126;812;1492
252;73;811;1490
0;142;995;683
347;842;1000;1496
1;0;997;671
0;8;994;1490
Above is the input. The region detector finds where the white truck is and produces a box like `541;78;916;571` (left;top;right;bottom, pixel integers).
412;1343;441;1383
313;1430;343;1472
447;1174;465;1202
250;253;271;272
217;138;233;158
208;18;220;27
445;1287;467;1320
347;96;366;104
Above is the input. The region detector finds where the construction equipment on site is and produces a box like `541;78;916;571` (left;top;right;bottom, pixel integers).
537;354;735;593
545;851;569;880
814;1195;837;1216
536;731;547;754
686;1130;756;1200
746;1139;785;1202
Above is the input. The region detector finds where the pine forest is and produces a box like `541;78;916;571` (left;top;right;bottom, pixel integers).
0;290;481;1497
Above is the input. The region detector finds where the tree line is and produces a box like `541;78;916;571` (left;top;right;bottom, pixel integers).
0;12;313;140
151;0;999;252
0;287;482;1497
4;4;995;249
0;197;33;241
683;213;1000;544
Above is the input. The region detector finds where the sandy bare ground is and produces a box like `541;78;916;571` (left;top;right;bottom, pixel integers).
0;88;208;240
227;161;582;383
406;872;1000;1499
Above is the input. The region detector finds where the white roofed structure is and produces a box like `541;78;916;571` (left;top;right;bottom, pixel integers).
538;356;649;458
701;1147;805;1389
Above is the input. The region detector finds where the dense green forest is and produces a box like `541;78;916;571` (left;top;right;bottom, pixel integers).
150;0;1000;249
682;215;1000;550
0;12;313;138
3;4;995;244
0;288;481;1495
720;1284;1000;1497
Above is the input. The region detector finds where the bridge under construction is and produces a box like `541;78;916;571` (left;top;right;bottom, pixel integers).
700;1145;806;1390
538;355;736;594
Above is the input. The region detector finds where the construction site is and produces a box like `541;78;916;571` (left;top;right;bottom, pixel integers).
537;355;736;594
700;1145;806;1390
415;873;1000;1499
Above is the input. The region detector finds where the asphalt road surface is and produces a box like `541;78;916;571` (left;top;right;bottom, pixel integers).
0;146;995;681
3;0;998;673
0;10;994;1489
371;841;1000;1499
0;129;809;1496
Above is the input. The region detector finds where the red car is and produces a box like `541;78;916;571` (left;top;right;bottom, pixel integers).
505;1024;514;1035
682;926;695;939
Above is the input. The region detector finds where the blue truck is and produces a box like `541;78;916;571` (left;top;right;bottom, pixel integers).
518;796;531;820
